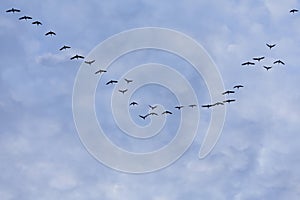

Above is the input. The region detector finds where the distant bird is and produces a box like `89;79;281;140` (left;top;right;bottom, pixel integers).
273;60;285;65
222;90;235;95
162;110;172;115
6;8;21;13
266;43;276;49
95;69;107;75
59;45;71;51
223;99;236;104
84;60;95;65
124;78;133;84
149;105;157;110
290;9;298;13
233;85;244;89
139;114;149;120
70;54;84;60
32;21;42;26
212;102;224;106
130;101;138;106
45;31;56;36
149;112;158;116
106;80;118;85
19;16;32;20
253;56;265;62
175;106;184;110
188;104;197;108
201;104;213;108
118;89;128;94
241;61;255;66
263;66;272;71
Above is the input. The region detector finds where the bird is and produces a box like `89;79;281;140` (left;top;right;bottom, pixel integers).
223;99;236;104
95;69;107;75
84;60;95;65
139;114;149;120
253;56;265;62
32;21;42;26
263;66;272;71
6;8;21;13
106;80;118;85
273;60;285;65
124;78;133;84
201;104;213;108
175;106;184;110
149;112;158;116
59;45;71;51
222;90;235;95
188;104;197;108
162;110;172;115
118;89;128;94
241;61;255;66
149;105;157;110
19;16;32;20
45;31;56;36
233;85;244;89
70;54;84;60
212;102;224;106
290;9;298;13
266;43;276;49
130;101;138;106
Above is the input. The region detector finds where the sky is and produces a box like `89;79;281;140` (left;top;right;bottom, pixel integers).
1;0;300;199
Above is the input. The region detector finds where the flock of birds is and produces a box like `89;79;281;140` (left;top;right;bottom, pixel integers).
5;6;299;121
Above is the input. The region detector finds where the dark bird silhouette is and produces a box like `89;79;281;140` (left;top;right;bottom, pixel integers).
290;9;298;13
175;106;184;110
106;80;118;85
118;89;128;94
253;56;265;61
241;61;255;66
188;104;197;108
130;101;138;106
149;105;157;110
45;31;56;36
124;78;133;84
6;8;21;13
139;114;149;120
266;43;276;49
59;45;71;51
162;110;172;115
32;21;42;26
201;104;213;108
19;16;32;20
233;85;244;89
273;60;285;65
70;54;84;60
212;102;224;106
95;69;107;75
222;90;235;95
149;112;158;116
263;66;272;71
84;60;95;65
223;99;236;104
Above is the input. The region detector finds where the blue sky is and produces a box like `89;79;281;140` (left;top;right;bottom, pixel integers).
1;0;300;199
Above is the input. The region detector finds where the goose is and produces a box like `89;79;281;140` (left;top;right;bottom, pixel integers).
241;61;255;66
130;101;138;106
149;112;158;116
201;104;213;108
45;31;56;36
273;60;285;65
162;110;172;115
70;54;84;60
19;16;32;20
106;80;118;85
223;99;236;104
188;104;197;108
84;60;95;65
263;66;272;71
222;90;235;95
290;9;298;13
212;102;224;106
32;21;42;26
95;69;107;75
139;114;149;120
6;8;21;13
253;56;265;61
266;43;276;49
149;105;157;110
124;78;133;84
233;85;244;89
118;89;128;94
59;45;71;51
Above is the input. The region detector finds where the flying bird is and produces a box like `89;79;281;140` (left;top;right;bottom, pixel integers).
201;104;213;108
6;8;21;13
59;45;71;51
188;104;197;108
130;101;138;106
32;21;42;26
212;102;224;106
124;78;133;84
45;31;56;36
290;9;298;13
106;80;118;85
266;43;276;49
253;56;265;61
175;106;184;110
118;89;128;94
95;69;107;75
70;54;84;60
222;90;235;95
149;105;157;110
149;112;158;116
139;114;149;120
273;60;285;65
263;66;272;71
19;16;32;20
233;85;244;89
223;99;236;104
162;110;172;115
241;61;255;66
84;60;95;65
